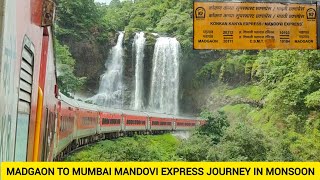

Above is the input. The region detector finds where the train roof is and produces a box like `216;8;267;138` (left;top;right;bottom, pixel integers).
58;92;203;120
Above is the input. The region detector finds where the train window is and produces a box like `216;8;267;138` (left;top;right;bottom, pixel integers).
15;36;35;161
61;118;63;132
177;122;184;126
111;119;120;124
82;117;95;126
66;117;69;130
65;117;68;130
62;117;64;131
64;117;67;130
59;116;62;132
68;117;71;130
61;117;64;132
70;117;74;129
152;121;159;125
82;117;88;125
102;118;109;124
63;117;66;131
166;122;171;125
127;119;145;125
62;117;65;132
183;123;193;126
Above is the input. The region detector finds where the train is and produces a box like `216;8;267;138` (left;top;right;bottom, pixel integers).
0;0;205;162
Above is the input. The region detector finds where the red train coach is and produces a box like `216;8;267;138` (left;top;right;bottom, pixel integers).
55;100;76;160
123;110;148;133
99;111;123;138
0;0;56;162
150;117;174;131
175;117;198;131
147;112;174;131
76;108;99;145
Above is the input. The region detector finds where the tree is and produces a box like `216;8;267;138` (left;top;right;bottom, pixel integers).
199;110;229;144
176;135;212;161
207;122;268;161
55;39;86;96
56;0;102;40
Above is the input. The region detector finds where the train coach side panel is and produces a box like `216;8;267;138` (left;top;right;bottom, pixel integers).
55;102;75;157
99;112;122;134
76;109;98;139
175;119;197;131
124;115;147;131
150;117;174;131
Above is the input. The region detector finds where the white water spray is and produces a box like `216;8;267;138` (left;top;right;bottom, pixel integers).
149;37;180;115
90;32;125;108
132;32;146;110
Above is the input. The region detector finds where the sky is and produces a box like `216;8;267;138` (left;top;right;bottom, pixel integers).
94;0;112;4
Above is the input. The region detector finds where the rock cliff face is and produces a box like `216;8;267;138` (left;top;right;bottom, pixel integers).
60;31;119;94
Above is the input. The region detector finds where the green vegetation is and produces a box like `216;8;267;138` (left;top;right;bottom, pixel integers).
225;85;266;101
66;134;180;161
195;50;320;161
55;39;86;95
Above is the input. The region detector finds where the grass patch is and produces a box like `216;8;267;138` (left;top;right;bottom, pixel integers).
225;85;266;101
220;104;255;124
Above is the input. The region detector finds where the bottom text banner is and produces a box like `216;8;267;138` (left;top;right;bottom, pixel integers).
1;162;319;180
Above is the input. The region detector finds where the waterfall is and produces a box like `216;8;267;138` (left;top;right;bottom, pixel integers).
149;37;180;115
90;32;125;108
132;32;146;110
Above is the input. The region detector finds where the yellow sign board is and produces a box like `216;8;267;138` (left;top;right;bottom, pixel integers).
2;162;320;180
193;2;318;50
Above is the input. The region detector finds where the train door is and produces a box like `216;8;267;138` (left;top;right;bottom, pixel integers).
41;106;56;161
41;107;49;161
14;36;35;161
38;27;52;161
